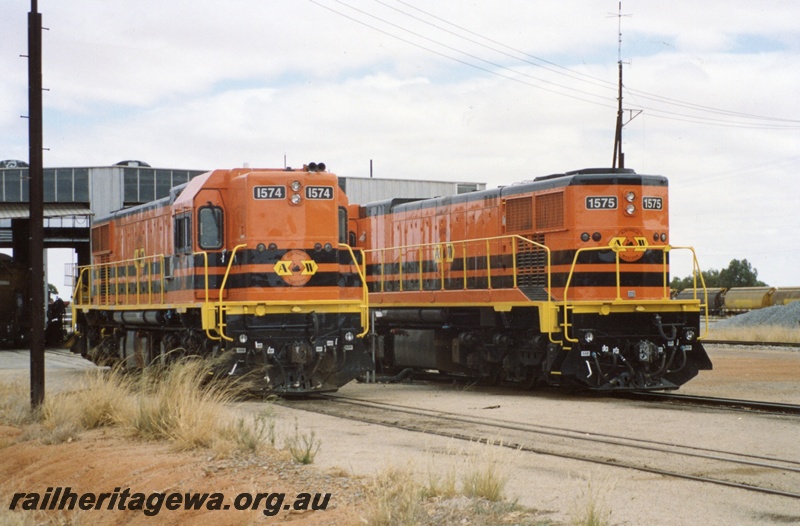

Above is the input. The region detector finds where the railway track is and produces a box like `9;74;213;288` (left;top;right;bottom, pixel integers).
282;394;800;500
703;339;800;349
622;391;800;415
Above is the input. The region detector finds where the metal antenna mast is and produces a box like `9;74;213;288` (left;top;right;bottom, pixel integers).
611;2;640;169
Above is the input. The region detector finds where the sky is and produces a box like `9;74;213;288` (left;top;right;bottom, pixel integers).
2;0;799;291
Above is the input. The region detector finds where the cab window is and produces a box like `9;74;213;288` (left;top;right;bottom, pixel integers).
174;212;192;254
198;206;224;250
338;207;347;244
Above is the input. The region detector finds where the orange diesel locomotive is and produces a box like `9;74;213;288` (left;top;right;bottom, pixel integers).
73;163;372;393
350;168;712;391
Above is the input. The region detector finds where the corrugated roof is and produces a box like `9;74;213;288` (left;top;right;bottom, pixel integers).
0;203;93;220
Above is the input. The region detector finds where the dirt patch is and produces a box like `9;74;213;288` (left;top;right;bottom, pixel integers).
1;427;366;525
680;345;800;403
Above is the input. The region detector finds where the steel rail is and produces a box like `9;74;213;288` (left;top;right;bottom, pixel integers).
703;339;800;349
282;394;800;500
623;391;800;415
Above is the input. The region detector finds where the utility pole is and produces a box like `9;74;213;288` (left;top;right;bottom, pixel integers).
613;58;624;169
28;0;46;409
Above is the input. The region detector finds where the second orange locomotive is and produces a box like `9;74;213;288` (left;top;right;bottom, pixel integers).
350;168;712;390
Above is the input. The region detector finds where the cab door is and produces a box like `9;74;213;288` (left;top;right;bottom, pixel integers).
194;189;225;300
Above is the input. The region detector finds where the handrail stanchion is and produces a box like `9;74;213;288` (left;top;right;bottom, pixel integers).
399;249;404;292
440;243;445;291
216;244;247;342
486;239;492;289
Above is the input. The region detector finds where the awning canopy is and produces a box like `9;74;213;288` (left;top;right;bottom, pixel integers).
0;203;93;219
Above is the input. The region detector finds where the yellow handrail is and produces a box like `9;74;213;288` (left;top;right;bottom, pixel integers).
73;254;167;308
561;245;708;342
191;251;221;341
339;244;370;337
363;234;551;297
216;243;248;342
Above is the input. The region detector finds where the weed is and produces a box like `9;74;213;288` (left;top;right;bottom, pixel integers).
218;411;274;455
284;418;321;464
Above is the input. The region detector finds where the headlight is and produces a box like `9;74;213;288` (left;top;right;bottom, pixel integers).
625;204;636;215
291;180;302;191
584;331;594;343
684;329;696;342
344;331;355;342
625;191;636;202
291;194;302;205
238;334;248;344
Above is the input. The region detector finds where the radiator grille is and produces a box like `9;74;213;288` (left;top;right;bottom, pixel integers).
536;192;564;230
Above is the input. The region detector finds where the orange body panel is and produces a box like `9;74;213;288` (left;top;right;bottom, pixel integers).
352;170;672;305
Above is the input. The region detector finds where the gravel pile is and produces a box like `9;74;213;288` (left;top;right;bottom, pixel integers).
716;301;800;328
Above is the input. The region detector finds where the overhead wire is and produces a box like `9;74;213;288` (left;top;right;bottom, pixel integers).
395;0;799;125
311;0;618;109
310;0;800;129
393;0;800;128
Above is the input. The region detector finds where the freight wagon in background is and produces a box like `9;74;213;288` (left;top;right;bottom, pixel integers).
674;287;727;316
772;287;800;307
722;287;776;314
676;286;800;316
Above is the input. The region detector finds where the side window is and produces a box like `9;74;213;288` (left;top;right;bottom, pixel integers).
174;212;192;254
198;206;224;250
338;207;347;244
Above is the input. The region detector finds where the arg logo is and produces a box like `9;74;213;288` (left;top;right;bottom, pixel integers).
607;229;648;262
274;250;319;286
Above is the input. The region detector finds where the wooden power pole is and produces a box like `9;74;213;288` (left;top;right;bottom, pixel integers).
28;0;46;409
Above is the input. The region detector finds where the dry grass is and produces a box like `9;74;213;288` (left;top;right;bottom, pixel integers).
568;476;614;526
366;464;426;526
708;325;800;343
363;440;534;526
0;359;313;461
0;380;33;427
460;442;509;502
127;360;238;449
